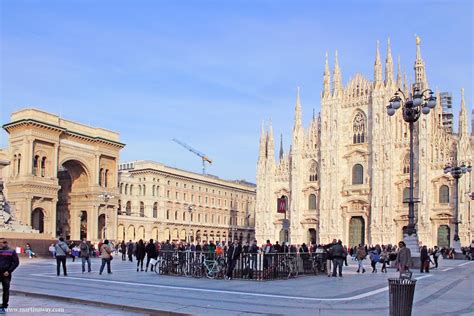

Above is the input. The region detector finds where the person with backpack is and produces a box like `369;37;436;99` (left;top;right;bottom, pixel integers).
369;248;380;273
99;239;113;275
356;244;366;273
79;238;92;273
54;237;70;276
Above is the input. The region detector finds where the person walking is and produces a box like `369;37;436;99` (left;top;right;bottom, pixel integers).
0;237;19;314
99;240;113;275
356;244;366;273
127;240;134;262
145;239;158;272
120;241;127;261
432;246;440;268
380;248;388;273
79;238;92;273
369;248;380;273
396;241;412;275
135;239;146;272
226;239;242;280
420;245;430;273
325;239;337;277
331;240;345;277
54;237;69;276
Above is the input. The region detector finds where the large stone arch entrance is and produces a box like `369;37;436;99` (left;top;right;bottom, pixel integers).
57;159;90;239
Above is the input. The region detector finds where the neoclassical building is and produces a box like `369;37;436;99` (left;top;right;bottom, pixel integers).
117;160;256;243
255;38;473;248
1;109;124;241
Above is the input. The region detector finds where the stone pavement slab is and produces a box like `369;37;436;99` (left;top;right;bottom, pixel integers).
11;256;474;315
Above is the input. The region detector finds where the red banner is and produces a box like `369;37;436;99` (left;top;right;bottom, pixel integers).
277;197;287;213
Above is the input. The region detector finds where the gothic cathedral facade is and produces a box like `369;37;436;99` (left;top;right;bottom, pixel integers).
255;38;473;248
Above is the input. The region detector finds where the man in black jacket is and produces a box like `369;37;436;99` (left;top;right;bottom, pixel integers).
226;240;242;280
0;237;19;313
330;240;345;277
145;239;158;272
127;240;134;262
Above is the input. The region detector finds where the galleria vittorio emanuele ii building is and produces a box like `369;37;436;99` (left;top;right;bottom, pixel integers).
255;37;473;248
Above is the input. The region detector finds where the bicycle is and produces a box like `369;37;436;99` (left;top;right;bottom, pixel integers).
281;254;298;279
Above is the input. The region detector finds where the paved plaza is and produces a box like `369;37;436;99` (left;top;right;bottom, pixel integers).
9;256;474;315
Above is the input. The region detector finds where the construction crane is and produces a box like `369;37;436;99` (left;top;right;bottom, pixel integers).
172;138;213;174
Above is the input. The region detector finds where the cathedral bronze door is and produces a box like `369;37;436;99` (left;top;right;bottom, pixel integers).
437;225;450;248
349;216;365;247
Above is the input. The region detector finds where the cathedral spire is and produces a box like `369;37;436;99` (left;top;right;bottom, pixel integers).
332;50;342;95
279;133;284;160
396;55;402;88
294;87;302;130
323;52;331;97
374;40;383;87
267;120;275;161
258;120;267;162
414;34;427;89
385;38;394;86
459;88;468;136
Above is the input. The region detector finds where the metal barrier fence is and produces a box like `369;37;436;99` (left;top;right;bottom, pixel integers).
152;251;328;280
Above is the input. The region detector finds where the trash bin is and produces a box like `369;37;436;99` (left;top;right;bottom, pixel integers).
388;278;417;316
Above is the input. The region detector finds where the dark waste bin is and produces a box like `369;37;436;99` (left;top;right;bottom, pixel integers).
388;278;417;316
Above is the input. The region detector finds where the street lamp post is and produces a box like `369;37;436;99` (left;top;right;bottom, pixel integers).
98;193;115;240
444;162;472;257
387;86;436;263
186;204;195;243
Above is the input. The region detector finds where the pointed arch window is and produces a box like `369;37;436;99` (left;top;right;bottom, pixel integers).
352;111;367;144
439;185;450;204
403;153;410;174
352;164;364;185
402;187;410;205
309;161;318;182
308;194;317;210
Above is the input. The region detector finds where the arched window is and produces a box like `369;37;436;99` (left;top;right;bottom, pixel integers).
309;161;318;182
352;111;367;144
140;202;145;217
139;185;142;196
175;211;178;221
143;184;146;196
125;184;129;195
33;155;39;176
183;212;186;221
153;202;158;218
152;185;156;196
308;194;317;210
126;201;131;216
41;157;46;177
439;185;450;204
402;187;410;205
403;153;410;174
166;210;170;220
99;168;103;186
17;154;21;175
352;164;364;185
104;169;109;187
130;185;134;196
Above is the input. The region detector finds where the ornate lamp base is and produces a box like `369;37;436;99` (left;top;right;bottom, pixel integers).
403;233;421;269
452;240;465;260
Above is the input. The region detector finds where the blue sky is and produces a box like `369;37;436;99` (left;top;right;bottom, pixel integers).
1;0;472;182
